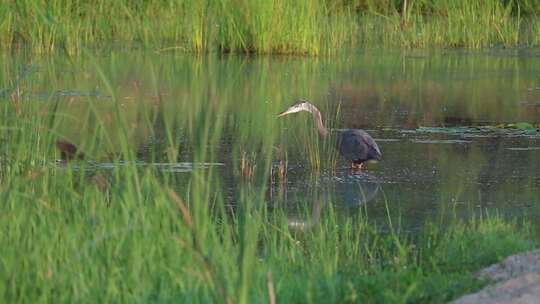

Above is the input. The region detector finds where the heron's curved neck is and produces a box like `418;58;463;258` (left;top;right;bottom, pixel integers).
307;104;329;137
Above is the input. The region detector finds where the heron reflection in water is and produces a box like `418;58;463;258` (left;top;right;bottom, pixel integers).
286;176;381;232
278;100;382;169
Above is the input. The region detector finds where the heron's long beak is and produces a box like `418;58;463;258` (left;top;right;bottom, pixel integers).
277;110;291;117
278;105;303;117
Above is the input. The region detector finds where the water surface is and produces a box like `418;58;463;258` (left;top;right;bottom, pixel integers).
3;48;540;231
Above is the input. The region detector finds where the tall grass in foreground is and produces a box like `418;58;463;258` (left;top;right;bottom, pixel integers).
0;55;538;303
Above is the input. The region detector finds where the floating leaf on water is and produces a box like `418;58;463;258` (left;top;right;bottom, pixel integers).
506;122;536;130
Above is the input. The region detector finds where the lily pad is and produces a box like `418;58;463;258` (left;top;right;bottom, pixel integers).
506;122;536;130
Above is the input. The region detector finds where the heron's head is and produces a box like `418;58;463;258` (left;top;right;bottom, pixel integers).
278;100;313;117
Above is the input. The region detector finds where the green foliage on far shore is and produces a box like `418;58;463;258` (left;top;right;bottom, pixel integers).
0;0;356;55
1;0;540;55
0;0;540;55
359;0;540;48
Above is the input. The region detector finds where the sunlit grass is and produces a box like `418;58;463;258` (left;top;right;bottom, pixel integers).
1;0;540;54
359;0;540;48
0;0;356;55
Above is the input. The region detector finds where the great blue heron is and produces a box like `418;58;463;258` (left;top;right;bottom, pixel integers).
278;100;382;169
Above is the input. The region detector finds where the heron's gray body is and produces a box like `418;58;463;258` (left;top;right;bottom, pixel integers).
336;129;382;164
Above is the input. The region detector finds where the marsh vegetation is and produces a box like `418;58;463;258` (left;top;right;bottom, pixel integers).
2;0;540;55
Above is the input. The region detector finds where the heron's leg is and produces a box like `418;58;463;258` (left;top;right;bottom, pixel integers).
351;162;363;170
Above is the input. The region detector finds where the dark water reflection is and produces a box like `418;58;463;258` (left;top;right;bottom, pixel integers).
4;48;540;231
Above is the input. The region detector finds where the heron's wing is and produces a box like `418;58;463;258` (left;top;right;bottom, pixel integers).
337;130;368;161
337;130;381;161
359;130;382;158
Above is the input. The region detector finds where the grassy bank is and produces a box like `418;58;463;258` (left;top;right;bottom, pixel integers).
359;0;540;48
0;0;356;55
1;1;540;55
1;57;538;303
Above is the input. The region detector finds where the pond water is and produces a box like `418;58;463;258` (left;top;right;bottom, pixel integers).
4;48;540;231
